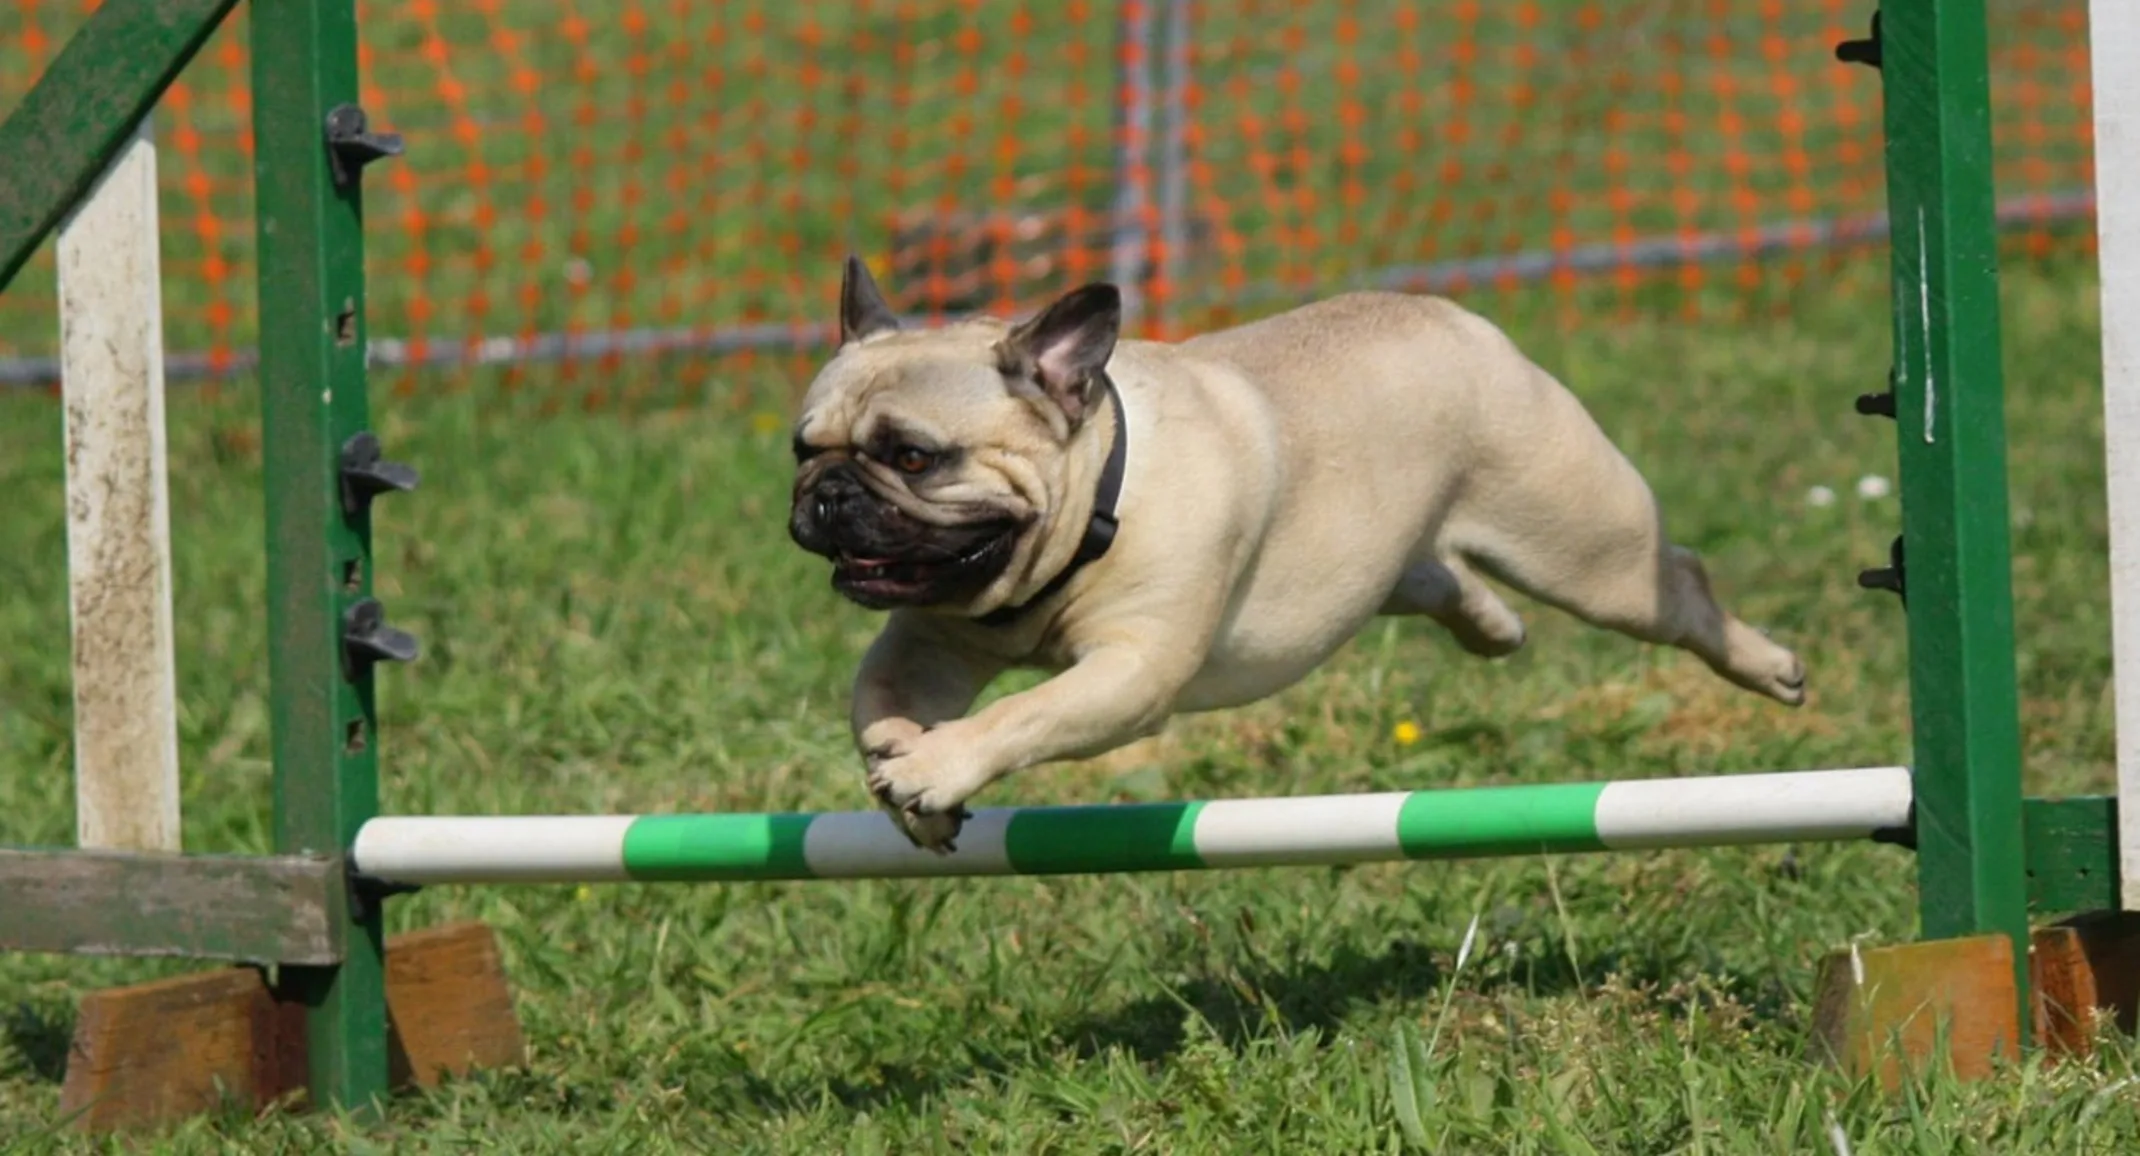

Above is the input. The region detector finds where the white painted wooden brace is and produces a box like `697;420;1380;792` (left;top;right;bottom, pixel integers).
58;117;182;853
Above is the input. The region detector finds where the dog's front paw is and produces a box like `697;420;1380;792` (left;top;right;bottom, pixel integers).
864;728;990;854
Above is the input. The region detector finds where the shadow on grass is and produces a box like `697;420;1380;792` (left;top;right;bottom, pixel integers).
1061;938;1449;1064
3;1001;73;1084
710;933;1801;1117
1056;934;1802;1067
714;946;1452;1114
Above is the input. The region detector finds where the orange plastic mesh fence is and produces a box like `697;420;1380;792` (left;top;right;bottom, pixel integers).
0;0;2098;391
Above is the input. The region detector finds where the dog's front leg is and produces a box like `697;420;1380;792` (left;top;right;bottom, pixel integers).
866;640;1188;851
850;615;1003;757
849;614;1004;848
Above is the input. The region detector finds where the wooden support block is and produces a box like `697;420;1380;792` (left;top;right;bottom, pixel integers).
56;966;306;1133
1810;933;2019;1090
58;921;524;1135
385;921;527;1087
2030;911;2140;1056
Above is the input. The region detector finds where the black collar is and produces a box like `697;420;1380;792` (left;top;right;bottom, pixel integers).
978;376;1128;628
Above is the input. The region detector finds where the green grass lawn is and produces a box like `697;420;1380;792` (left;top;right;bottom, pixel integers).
2;248;2138;1151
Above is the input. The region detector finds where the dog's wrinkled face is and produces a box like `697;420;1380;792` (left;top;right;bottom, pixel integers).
788;257;1120;613
787;412;1026;610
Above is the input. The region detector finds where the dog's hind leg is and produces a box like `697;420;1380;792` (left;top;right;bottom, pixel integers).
1451;453;1805;705
1380;556;1528;658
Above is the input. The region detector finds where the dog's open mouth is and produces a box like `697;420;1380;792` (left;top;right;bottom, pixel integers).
832;527;1016;608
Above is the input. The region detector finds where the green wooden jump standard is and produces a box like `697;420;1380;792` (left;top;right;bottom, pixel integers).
251;0;400;1113
0;0;507;1133
1;0;2137;1136
1864;0;2034;1026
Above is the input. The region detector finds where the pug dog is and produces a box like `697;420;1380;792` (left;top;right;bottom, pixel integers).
788;257;1805;852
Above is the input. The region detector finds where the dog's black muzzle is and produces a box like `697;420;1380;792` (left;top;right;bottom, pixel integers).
788;461;1021;610
788;461;868;559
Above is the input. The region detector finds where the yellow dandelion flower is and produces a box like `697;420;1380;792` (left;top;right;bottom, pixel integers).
751;411;784;436
1392;720;1423;746
575;884;593;903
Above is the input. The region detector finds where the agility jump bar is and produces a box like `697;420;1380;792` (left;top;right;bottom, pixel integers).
349;766;1912;885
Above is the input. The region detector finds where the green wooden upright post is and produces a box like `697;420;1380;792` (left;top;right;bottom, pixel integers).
251;0;405;1114
1872;1;2031;1015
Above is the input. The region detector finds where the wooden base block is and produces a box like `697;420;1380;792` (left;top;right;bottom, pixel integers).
56;966;306;1132
385;921;527;1086
58;921;524;1135
2030;911;2140;1056
1810;933;2020;1090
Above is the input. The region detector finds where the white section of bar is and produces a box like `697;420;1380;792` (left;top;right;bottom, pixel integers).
58;117;182;853
351;815;634;883
2093;0;2140;910
803;809;1015;876
1593;766;1913;849
1190;793;1409;866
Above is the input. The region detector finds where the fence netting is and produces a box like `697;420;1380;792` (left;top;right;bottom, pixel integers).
0;0;2098;401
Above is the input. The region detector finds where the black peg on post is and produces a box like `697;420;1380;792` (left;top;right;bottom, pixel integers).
339;431;419;519
1835;11;1882;70
1857;534;1907;607
324;103;404;189
341;597;420;681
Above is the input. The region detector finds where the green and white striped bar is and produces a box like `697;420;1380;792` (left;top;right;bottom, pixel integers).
350;766;1913;885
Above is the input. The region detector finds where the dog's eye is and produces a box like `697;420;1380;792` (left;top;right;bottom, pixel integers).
891;445;936;475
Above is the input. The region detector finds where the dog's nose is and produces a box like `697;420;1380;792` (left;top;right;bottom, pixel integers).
811;465;865;521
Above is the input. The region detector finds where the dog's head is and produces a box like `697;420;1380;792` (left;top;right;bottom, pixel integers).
788;256;1121;614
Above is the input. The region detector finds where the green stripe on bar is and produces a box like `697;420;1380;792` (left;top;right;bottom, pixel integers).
623;814;813;881
1397;782;1607;858
1005;801;1204;874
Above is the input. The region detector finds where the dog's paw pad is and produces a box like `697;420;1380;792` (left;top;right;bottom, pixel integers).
899;806;965;854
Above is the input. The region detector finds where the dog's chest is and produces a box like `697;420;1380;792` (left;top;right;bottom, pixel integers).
1173;635;1344;713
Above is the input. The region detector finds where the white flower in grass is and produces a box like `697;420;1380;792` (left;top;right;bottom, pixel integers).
1855;474;1892;500
1806;485;1837;508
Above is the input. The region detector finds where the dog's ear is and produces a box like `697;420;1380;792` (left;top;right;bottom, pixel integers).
839;255;900;345
996;283;1121;427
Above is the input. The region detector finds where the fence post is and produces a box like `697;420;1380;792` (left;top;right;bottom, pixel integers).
1876;0;2030;1024
251;0;399;1114
57;115;181;854
1153;0;1192;337
1110;0;1156;333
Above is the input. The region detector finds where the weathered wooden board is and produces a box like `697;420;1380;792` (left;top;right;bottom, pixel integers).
0;849;342;964
58;115;182;855
56;966;306;1134
59;921;525;1135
